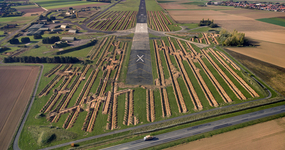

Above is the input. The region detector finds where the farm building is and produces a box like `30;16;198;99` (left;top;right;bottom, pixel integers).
68;30;77;34
51;28;62;32
62;37;75;42
52;20;60;23
28;24;44;32
38;28;49;31
27;30;43;36
61;25;68;29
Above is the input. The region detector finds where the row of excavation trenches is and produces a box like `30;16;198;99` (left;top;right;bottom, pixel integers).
147;11;171;32
43;36;133;132
87;11;137;31
41;35;259;133
150;37;259;114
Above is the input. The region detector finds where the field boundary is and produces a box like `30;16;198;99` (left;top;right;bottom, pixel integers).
11;64;44;150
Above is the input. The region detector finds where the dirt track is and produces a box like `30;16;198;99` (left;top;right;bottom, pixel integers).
165;117;285;150
0;66;39;150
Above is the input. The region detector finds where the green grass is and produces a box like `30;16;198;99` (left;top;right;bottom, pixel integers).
257;17;285;27
109;0;140;11
30;0;105;10
159;50;170;79
0;16;37;24
157;1;175;3
146;0;164;11
12;4;39;9
133;87;147;124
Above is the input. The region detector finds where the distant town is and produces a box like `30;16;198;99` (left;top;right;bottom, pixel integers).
207;1;285;12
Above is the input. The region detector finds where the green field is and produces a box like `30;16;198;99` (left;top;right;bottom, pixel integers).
109;0;140;11
30;0;106;9
257;17;285;27
0;16;37;23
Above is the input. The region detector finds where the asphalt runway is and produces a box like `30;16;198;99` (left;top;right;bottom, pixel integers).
126;0;153;85
102;105;285;150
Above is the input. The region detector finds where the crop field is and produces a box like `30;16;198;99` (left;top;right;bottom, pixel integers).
0;66;39;150
87;11;137;31
257;17;285;27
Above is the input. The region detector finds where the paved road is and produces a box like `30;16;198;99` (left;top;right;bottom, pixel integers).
13;64;44;150
126;0;153;85
102;104;285;150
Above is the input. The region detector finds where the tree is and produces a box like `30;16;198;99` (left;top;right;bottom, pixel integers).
34;34;42;39
42;37;50;44
9;38;19;44
21;37;30;43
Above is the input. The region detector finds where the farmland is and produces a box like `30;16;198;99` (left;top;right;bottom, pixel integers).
0;66;40;150
257;17;285;27
29;0;107;10
87;11;137;31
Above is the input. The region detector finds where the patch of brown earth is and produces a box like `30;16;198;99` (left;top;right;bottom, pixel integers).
0;66;39;150
226;40;285;69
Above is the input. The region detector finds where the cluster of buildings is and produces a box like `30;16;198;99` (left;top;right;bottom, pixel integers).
207;1;285;12
26;23;77;36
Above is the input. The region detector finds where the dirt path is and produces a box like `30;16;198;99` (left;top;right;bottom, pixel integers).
165;117;285;150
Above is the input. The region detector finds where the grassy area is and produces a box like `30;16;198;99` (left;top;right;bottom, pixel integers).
109;0;140;11
146;0;164;11
257;17;285;27
157;0;176;3
0;16;37;24
30;0;105;10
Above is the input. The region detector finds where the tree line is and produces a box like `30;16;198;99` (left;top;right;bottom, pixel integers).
3;56;80;63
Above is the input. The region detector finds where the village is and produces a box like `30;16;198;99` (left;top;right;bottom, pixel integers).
207;1;285;12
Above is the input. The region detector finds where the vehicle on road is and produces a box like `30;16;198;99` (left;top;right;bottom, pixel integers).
144;135;153;141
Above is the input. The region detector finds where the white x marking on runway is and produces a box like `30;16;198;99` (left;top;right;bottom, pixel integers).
136;55;144;62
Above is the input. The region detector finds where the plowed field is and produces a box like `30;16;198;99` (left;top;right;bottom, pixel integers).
0;66;39;150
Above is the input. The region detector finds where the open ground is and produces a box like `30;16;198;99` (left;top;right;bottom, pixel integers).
165;117;285;150
0;66;39;150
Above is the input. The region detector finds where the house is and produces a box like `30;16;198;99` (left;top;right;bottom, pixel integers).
52;20;60;23
61;24;68;29
62;37;75;42
68;30;77;34
66;11;71;15
38;28;49;31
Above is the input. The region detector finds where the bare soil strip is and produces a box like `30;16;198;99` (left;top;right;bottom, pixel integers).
0;66;39;150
